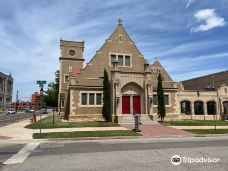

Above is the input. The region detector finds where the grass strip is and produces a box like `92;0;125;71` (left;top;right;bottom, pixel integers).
33;130;139;139
25;116;119;129
184;129;228;134
161;120;228;126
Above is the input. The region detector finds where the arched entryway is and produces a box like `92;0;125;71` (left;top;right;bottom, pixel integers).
180;101;191;115
207;101;216;115
194;101;204;115
121;82;143;114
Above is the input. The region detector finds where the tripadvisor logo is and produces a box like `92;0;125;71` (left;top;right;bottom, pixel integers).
171;155;220;165
171;155;181;165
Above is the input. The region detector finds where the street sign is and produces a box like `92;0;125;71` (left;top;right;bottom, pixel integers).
37;80;46;87
36;80;46;134
37;80;46;84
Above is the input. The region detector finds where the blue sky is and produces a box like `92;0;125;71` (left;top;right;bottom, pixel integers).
0;0;227;101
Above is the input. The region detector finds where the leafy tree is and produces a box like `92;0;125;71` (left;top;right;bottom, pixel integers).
102;69;111;121
157;72;166;122
43;70;59;107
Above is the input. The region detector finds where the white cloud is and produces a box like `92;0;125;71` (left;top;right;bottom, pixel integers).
152;39;225;58
191;9;226;32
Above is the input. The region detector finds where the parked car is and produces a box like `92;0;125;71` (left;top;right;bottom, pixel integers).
28;109;35;113
41;108;48;114
25;108;30;113
7;109;16;115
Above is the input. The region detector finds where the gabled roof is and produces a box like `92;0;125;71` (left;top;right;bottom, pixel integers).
182;70;228;90
76;19;146;80
150;60;163;68
149;60;173;81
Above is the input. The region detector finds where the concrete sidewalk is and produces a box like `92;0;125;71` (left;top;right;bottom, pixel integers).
169;126;228;129
34;127;127;134
0;119;33;140
0;118;128;141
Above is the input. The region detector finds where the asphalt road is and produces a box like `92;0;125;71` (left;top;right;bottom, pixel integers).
0;112;33;127
0;137;228;171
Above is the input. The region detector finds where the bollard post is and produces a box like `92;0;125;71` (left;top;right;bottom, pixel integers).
132;114;141;132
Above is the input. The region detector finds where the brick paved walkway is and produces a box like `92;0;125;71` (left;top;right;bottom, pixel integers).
0;135;12;140
123;124;195;137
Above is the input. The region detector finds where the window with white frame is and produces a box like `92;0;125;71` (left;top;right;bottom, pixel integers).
153;94;169;105
81;92;103;106
69;66;72;72
109;53;131;67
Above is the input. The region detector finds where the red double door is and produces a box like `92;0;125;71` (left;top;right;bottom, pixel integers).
122;95;141;114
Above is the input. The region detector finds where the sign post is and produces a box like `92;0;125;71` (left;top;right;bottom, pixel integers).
37;80;46;134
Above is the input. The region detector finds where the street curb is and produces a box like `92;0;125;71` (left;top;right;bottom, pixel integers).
200;133;228;137
37;135;196;141
42;134;228;141
46;136;142;141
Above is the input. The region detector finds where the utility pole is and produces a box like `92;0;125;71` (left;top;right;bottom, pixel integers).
16;90;18;113
2;78;5;111
37;80;46;134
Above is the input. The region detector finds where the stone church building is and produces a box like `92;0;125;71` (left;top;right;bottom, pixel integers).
58;19;228;123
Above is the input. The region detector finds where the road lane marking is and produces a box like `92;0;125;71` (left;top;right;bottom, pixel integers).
3;143;40;165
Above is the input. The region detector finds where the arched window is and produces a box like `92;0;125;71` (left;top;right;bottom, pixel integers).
194;101;204;115
207;101;216;115
180;101;191;115
223;101;228;114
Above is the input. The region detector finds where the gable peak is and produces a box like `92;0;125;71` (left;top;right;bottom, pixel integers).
151;59;163;68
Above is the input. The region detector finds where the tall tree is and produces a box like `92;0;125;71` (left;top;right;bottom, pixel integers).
44;70;59;107
102;69;111;121
157;72;166;122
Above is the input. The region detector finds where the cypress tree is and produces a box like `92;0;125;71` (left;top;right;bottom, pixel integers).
102;69;111;121
157;72;166;122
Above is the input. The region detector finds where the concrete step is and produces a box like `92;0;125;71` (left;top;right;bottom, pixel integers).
120;114;158;125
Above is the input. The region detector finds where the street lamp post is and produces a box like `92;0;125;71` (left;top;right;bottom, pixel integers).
36;80;46;134
212;101;217;133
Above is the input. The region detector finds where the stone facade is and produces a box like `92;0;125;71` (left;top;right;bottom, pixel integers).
0;72;13;111
58;19;228;122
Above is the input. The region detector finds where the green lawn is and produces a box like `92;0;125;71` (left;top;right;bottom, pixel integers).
25;116;119;129
184;129;228;134
161;119;228;126
33;130;139;139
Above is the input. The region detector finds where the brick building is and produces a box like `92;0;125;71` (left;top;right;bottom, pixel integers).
11;92;41;110
58;19;228;123
0;72;13;111
31;92;41;103
11;102;41;110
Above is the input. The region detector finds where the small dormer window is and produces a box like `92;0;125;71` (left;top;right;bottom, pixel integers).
69;49;76;56
119;35;123;41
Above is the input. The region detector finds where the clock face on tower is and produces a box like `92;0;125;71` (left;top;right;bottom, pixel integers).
69;49;76;56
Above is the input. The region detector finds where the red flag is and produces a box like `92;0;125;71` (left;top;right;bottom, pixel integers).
72;68;79;76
